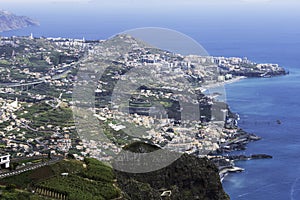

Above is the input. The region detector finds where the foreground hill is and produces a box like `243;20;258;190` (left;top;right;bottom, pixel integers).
0;157;120;200
0;143;229;200
0;10;39;32
115;142;229;200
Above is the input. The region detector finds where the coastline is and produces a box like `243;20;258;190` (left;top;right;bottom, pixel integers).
202;76;247;91
202;75;276;183
211;72;286;183
221;69;300;199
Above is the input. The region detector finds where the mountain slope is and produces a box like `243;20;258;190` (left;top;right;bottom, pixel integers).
0;10;39;32
115;142;230;200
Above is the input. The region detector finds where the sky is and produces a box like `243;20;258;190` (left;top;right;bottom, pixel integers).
0;0;298;32
1;0;299;56
1;0;299;19
0;0;299;9
0;0;297;3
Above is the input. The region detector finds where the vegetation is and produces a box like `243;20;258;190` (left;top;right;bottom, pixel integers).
80;158;115;182
116;143;230;200
0;158;121;200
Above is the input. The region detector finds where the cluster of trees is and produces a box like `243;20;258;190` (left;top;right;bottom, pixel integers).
37;158;120;200
80;158;116;182
0;184;31;200
1;157;121;199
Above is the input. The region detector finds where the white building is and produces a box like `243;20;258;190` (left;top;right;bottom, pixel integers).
0;154;10;169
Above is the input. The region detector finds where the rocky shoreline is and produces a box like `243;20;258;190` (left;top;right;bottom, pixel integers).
211;108;275;180
210;152;273;181
205;73;287;181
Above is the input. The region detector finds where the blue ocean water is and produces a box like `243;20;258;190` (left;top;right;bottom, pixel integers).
1;3;300;199
223;70;300;200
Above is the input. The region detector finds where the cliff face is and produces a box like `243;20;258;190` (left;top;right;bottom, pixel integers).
115;142;230;200
0;10;39;32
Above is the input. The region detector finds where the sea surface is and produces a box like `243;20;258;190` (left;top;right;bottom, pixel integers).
223;70;300;200
1;3;300;199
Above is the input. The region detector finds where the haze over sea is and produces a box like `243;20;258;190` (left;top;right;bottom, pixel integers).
1;1;300;199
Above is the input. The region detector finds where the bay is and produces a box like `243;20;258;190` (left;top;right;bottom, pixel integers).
1;3;300;199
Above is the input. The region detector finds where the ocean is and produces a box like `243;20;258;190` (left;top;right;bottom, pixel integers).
1;2;300;199
223;70;300;199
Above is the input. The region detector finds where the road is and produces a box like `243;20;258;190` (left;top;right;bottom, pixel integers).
0;156;63;179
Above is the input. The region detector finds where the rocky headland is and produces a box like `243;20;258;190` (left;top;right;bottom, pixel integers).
0;10;39;32
115;142;230;200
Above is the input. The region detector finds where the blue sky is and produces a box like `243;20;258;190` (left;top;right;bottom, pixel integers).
0;0;299;9
0;0;299;71
1;0;299;18
1;0;299;50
